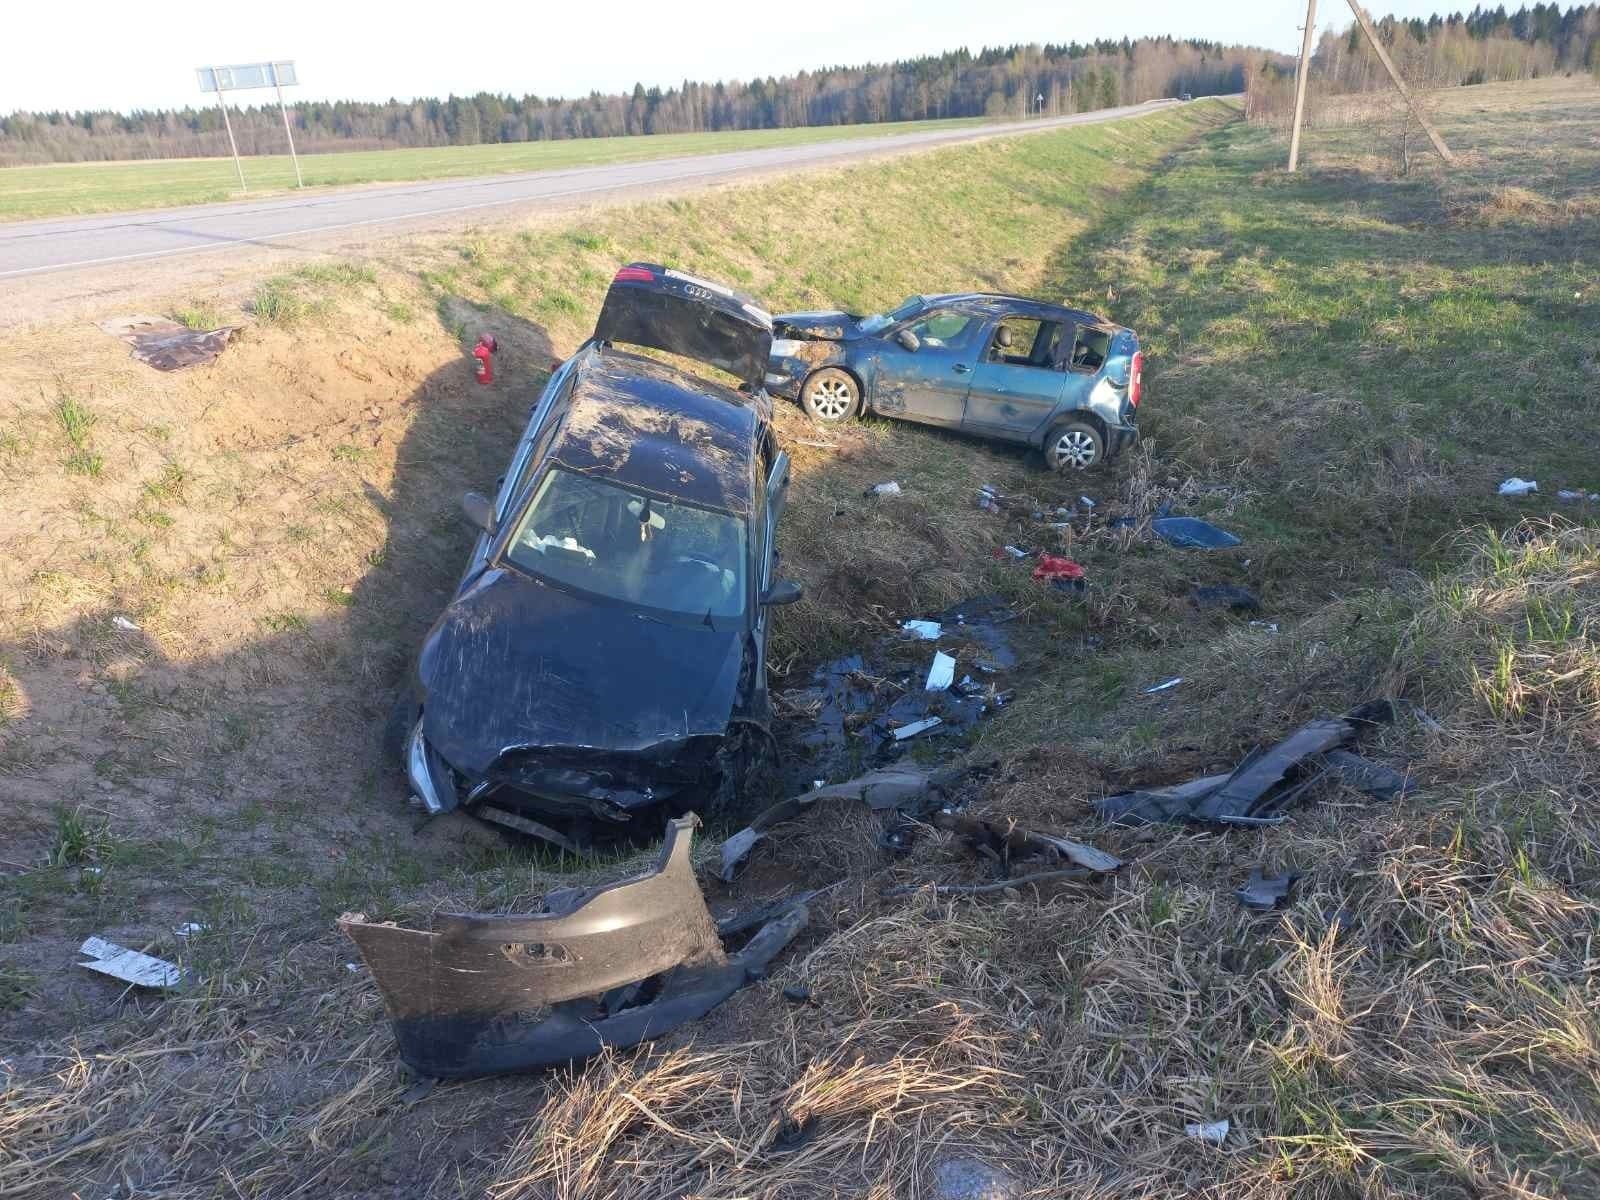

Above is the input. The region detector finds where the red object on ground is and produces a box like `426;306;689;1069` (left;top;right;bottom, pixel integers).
472;333;498;385
1031;554;1085;583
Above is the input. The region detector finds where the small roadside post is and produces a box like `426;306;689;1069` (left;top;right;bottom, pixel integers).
196;61;305;193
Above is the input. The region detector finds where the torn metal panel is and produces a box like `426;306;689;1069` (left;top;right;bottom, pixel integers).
98;316;238;371
78;936;182;988
1192;719;1353;821
343;817;803;1077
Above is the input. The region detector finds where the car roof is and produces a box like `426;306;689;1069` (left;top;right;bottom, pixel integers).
921;292;1119;329
547;346;757;515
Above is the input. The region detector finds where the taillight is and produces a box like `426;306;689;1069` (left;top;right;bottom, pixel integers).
1128;349;1143;408
613;266;654;283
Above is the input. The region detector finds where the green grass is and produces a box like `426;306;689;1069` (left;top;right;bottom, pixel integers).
0;116;987;222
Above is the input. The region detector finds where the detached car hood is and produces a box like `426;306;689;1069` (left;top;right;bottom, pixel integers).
419;568;746;777
772;310;862;342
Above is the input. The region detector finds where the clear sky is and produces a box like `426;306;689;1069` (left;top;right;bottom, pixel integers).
1;0;1462;114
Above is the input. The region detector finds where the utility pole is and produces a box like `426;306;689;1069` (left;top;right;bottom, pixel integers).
1346;0;1454;162
1287;0;1317;171
210;66;247;193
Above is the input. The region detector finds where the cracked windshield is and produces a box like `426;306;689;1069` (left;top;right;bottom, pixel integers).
505;467;747;619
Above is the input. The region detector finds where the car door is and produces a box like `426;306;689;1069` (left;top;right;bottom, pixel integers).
962;316;1071;442
869;309;980;427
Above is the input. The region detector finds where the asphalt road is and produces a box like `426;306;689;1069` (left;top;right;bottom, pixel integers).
0;101;1205;283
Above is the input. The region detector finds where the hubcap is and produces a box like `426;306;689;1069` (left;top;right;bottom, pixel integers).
809;377;853;420
1054;430;1097;469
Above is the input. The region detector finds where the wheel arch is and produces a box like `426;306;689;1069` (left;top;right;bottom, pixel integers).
800;362;866;407
1040;405;1108;451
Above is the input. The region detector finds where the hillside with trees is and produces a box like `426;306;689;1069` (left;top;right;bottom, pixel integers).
1;38;1267;166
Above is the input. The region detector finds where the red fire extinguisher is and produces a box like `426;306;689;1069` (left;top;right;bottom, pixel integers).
472;333;498;385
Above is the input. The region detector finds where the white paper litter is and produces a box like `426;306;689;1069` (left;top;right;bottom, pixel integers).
892;716;943;741
1186;1118;1229;1145
1498;477;1538;496
867;481;902;497
173;922;205;937
78;936;181;988
1144;677;1184;694
925;651;956;692
111;616;140;632
901;619;942;640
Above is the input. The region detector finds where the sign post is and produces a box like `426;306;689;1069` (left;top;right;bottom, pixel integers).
197;61;304;192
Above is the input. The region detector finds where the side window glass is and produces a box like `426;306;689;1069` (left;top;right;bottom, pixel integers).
905;311;973;349
1069;327;1110;372
988;318;1064;369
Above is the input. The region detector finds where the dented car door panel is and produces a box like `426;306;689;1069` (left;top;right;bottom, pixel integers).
867;311;978;426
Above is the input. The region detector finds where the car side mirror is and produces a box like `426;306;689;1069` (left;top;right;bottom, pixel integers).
461;491;494;532
894;329;920;352
760;579;803;606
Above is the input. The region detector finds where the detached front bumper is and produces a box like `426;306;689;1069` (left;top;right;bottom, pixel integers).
340;817;807;1077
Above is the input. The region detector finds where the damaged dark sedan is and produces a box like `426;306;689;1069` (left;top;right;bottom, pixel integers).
765;293;1142;471
388;264;799;847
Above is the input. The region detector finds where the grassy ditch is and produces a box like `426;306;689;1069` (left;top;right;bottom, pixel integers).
3;81;1599;1198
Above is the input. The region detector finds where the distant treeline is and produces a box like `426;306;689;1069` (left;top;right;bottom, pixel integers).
1247;3;1600;123
0;38;1268;166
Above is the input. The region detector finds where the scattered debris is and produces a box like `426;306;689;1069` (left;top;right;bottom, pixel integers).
781;983;812;1004
1497;477;1538;496
1235;868;1300;911
1249;620;1279;634
1153;516;1242;549
936;812;1123;874
1097;711;1402;826
341;818;807;1077
99;315;238;371
1556;489;1599;503
1078;495;1096;509
1143;677;1184;694
1191;585;1261;613
172;922;205;938
111;615;140;632
976;484;1003;512
901;619;942;640
892;715;942;741
78;936;182;989
1031;554;1085;585
1185;1118;1230;1146
925;651;956;692
865;481;902;498
1000;544;1032;559
720;767;953;881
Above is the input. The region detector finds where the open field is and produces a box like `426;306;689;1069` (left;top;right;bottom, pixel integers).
0;115;986;222
2;77;1599;1198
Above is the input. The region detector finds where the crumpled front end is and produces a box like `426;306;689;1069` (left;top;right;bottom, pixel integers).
341;818;807;1078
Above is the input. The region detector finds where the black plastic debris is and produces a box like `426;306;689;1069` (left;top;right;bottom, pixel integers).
1235;868;1300;911
1190;585;1262;613
99;315;239;371
1192;719;1352;822
1094;773;1232;826
1323;749;1415;801
1153;516;1242;550
781;982;812;1004
936;812;1123;874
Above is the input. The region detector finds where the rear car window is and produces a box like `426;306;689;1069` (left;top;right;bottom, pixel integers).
1070;328;1111;372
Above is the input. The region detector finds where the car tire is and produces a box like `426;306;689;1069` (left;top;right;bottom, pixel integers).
383;693;419;760
1044;419;1105;472
800;368;860;423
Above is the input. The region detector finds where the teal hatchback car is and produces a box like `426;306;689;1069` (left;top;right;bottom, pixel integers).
764;293;1142;471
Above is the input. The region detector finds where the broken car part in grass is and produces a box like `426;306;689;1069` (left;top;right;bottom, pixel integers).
1096;703;1413;826
342;818;807;1078
98;315;238;371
